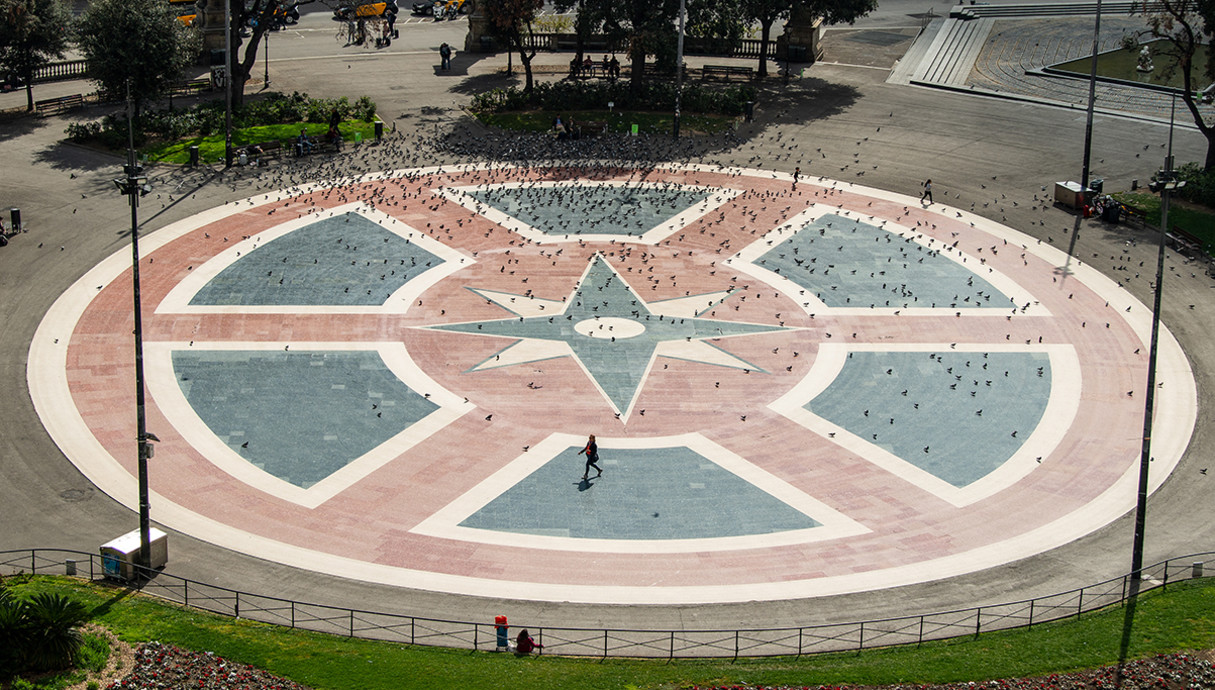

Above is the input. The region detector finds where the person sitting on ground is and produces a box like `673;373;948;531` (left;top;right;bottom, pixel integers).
515;629;542;655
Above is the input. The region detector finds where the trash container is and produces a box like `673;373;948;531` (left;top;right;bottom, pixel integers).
479;35;494;52
495;615;509;650
745;101;755;123
189;145;200;167
374;120;384;140
1089;178;1104;194
1102;204;1121;223
100;528;168;580
788;45;808;62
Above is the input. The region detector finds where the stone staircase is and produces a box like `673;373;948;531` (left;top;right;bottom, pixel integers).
950;1;1166;20
915;17;995;85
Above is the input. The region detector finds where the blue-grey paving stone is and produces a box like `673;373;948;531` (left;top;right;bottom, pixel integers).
758;214;1014;309
190;212;443;306
806;351;1051;487
464;184;713;237
173;350;438;488
435;256;782;411
460;446;820;539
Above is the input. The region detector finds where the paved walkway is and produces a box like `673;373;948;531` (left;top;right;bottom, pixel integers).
3;21;1215;632
28;161;1194;605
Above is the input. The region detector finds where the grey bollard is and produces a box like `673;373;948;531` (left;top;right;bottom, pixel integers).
65;559;77;576
1193;561;1204;578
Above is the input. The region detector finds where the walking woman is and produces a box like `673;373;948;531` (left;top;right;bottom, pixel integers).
579;434;602;480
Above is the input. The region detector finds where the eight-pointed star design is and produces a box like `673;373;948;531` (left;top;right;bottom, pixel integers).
430;254;788;417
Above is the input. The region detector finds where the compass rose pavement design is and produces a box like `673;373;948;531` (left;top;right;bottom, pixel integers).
28;164;1196;605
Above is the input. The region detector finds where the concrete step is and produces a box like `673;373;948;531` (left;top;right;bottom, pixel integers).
888;18;947;85
950;1;1165;19
918;17;994;85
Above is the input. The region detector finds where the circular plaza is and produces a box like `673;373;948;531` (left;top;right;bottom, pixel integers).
26;163;1196;605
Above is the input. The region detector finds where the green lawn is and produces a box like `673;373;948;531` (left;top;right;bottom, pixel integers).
1111;191;1215;253
474;109;737;135
6;576;1215;690
141;120;381;165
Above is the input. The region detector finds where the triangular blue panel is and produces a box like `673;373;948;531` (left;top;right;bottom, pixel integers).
807;351;1050;487
757;214;1014;309
190;212;442;306
464;183;714;237
459;446;819;539
173;350;438;488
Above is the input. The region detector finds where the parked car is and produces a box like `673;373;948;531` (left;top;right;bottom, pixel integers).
334;1;397;20
412;0;466;19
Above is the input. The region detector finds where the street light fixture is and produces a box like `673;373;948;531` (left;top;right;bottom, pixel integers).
1130;94;1184;588
113;82;157;574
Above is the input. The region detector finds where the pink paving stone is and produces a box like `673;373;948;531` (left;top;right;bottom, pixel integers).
32;165;1190;603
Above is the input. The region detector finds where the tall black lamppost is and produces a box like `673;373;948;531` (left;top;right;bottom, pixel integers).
672;0;687;138
1130;94;1184;586
112;83;156;571
1066;0;1103;262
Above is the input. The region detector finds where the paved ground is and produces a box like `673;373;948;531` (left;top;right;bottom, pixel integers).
3;13;1215;633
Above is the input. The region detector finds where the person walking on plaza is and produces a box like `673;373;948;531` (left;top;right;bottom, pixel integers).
439;42;452;70
920;179;933;204
579;434;602;480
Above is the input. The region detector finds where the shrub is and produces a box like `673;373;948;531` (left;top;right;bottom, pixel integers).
0;587;90;677
67;92;380;152
470;81;755;116
1176;161;1215;208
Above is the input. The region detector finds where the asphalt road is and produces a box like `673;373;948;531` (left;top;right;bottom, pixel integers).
2;8;1214;632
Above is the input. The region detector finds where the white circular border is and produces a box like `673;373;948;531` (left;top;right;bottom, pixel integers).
26;164;1198;605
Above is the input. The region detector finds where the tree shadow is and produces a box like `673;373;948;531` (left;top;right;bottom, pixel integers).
448;71;522;97
749;75;861;125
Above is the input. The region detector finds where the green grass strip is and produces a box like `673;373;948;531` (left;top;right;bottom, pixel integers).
1111;191;1215;254
475;109;736;135
8;576;1215;690
141;121;381;165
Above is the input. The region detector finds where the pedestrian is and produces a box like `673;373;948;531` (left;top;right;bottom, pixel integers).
439;42;452;70
920;178;933;204
515;628;542;655
578;434;601;480
793;166;800;188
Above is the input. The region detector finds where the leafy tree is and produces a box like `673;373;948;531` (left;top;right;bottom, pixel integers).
225;0;298;108
0;0;72;112
742;0;792;78
1134;0;1215;170
483;0;545;93
77;0;200;116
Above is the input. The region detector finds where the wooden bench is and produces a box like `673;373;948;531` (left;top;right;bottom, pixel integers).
34;93;84;116
1167;226;1208;256
578;120;607;137
241;140;284;166
702;64;754;82
170;78;211;96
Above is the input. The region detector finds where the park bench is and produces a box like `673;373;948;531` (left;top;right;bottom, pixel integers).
579;121;608;137
1166;225;1208;256
171;78;212;96
701;64;754;82
244;139;284;165
34;93;84;116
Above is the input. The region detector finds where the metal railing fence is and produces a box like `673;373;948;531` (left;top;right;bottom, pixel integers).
1;548;1208;659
